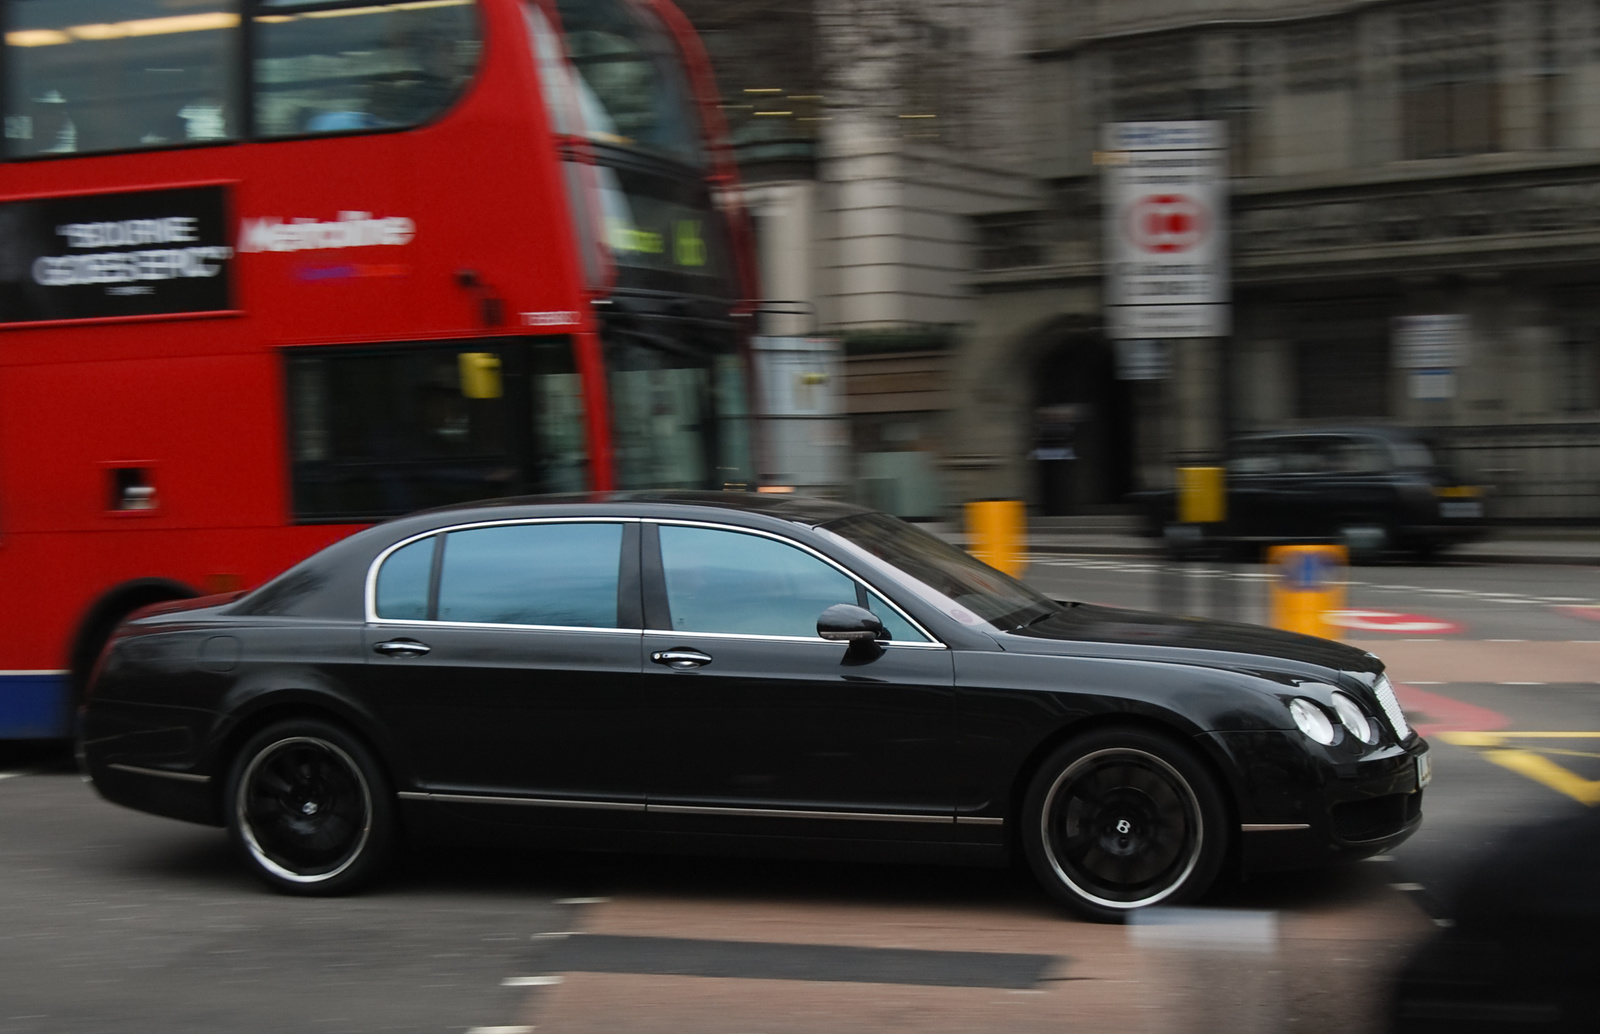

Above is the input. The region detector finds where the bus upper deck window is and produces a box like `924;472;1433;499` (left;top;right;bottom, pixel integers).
253;0;482;139
552;0;704;168
4;0;240;158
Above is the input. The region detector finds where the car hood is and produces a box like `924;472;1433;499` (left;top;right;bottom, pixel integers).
1005;603;1382;677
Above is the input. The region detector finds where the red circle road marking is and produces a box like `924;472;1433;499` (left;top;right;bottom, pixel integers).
1557;605;1600;623
1325;609;1463;635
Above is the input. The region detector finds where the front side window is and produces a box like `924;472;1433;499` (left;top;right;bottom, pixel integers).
254;0;481;137
5;0;241;157
658;526;857;638
437;522;623;627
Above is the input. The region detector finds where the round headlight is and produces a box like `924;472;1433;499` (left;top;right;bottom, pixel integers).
1330;692;1377;744
1289;698;1336;745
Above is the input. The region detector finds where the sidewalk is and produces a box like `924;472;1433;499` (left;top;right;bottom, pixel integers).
935;525;1600;566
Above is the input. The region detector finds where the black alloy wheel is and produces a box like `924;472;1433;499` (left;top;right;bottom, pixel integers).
1022;727;1228;922
224;719;395;895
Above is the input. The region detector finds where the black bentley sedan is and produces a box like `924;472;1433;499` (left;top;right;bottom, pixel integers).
78;493;1429;921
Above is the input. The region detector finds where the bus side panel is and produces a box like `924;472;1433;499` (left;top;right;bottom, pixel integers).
4;351;283;534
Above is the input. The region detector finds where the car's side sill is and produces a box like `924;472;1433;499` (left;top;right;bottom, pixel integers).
400;791;1003;826
398;791;644;812
108;763;211;784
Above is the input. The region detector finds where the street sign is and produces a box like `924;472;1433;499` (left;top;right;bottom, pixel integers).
1102;121;1229;340
1324;609;1463;635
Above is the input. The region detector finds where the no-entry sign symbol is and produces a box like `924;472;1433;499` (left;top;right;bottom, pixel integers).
1128;194;1207;253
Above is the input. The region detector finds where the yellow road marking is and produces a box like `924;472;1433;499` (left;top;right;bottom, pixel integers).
1439;731;1600;806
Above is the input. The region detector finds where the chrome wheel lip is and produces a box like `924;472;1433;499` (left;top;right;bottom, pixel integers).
235;735;373;885
1039;747;1203;912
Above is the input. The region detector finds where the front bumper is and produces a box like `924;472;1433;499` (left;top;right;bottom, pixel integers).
1204;729;1429;872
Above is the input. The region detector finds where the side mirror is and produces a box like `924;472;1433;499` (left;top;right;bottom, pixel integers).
817;603;885;643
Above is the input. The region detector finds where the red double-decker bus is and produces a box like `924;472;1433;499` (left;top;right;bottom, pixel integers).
0;0;758;738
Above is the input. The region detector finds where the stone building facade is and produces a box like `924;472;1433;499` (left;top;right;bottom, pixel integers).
957;0;1600;521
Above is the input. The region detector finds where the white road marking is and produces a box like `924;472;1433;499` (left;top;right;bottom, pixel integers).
553;897;608;905
1501;681;1546;686
531;932;574;940
467;1027;535;1034
1487;639;1526;643
503;976;563;987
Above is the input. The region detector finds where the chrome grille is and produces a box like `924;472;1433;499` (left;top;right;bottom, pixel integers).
1373;675;1411;740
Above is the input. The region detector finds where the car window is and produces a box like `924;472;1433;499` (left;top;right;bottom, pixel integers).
1330;437;1391;474
658;525;859;638
1226;439;1280;475
866;589;929;643
375;535;436;620
437;522;623;627
1278;437;1334;474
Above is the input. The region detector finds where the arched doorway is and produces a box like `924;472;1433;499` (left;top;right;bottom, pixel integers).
1029;332;1136;516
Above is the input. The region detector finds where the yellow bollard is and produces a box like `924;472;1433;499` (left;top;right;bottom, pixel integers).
1267;545;1348;640
1176;466;1226;525
965;500;1026;578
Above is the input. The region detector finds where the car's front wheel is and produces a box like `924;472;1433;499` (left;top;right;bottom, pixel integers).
224;719;395;895
1021;727;1229;922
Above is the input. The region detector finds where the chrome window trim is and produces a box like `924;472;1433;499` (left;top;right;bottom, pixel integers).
641;627;945;650
364;517;639;624
370;618;643;636
650;518;943;646
1240;823;1311;832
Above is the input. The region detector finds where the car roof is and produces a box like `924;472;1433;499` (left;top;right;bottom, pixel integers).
403;490;876;528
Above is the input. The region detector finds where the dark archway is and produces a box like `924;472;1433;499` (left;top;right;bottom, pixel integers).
1029;333;1136;516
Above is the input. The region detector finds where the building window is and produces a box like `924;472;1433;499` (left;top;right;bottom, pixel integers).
1399;0;1501;159
1294;314;1392;420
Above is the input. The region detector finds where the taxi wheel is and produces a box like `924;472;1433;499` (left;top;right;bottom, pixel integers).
1022;727;1229;923
224;719;396;896
1338;520;1391;564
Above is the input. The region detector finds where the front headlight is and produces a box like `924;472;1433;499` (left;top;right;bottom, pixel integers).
1289;698;1336;744
1330;691;1378;745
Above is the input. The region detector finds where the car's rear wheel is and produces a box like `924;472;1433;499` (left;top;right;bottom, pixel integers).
225;719;395;895
1021;727;1228;922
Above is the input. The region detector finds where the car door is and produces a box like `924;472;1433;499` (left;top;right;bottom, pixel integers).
638;521;956;842
360;519;647;824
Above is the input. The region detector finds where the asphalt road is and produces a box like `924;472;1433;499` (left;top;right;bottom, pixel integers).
1;554;1593;1033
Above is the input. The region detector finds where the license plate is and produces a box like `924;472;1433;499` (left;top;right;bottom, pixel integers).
1416;751;1433;789
1439;501;1481;519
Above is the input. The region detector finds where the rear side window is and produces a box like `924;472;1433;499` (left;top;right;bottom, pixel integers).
437;523;623;628
375;535;436;620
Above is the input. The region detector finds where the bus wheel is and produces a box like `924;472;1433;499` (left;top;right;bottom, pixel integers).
225;718;396;896
69;579;200;703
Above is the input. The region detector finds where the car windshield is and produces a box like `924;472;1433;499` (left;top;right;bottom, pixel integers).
820;512;1059;631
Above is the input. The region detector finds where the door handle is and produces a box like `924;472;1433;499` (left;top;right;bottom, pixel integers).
374;639;430;658
651;648;712;670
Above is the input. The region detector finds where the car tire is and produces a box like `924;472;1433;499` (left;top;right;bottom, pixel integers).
224;718;395;896
1021;727;1229;923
